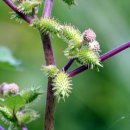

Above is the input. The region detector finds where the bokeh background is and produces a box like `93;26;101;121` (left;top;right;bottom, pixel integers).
1;0;130;130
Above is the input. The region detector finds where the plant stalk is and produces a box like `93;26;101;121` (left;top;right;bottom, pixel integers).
41;0;55;130
62;59;74;72
68;41;130;77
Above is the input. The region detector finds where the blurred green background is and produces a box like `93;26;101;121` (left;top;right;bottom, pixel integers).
1;0;130;130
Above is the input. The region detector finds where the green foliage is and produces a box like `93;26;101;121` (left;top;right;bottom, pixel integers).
0;47;20;70
16;109;39;125
52;71;72;101
62;0;76;6
2;95;25;112
20;88;42;103
0;106;14;122
0;85;41;128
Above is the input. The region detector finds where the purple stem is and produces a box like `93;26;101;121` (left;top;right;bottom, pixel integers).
41;0;55;130
21;124;28;130
62;59;74;71
42;0;53;18
68;41;130;77
3;0;32;23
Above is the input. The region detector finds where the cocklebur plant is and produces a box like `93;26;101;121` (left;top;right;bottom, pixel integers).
0;83;42;130
1;0;130;130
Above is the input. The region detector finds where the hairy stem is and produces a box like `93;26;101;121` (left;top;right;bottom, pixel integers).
3;0;32;23
68;41;130;77
41;0;55;130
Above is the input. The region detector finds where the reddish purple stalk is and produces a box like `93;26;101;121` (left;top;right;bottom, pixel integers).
3;0;32;23
68;41;130;77
42;0;53;18
62;59;74;71
42;0;55;130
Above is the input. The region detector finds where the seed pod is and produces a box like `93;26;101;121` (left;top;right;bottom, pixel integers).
52;71;72;102
62;25;81;46
39;18;61;34
76;48;102;68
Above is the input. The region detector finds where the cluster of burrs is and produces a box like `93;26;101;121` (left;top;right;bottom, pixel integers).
31;18;102;101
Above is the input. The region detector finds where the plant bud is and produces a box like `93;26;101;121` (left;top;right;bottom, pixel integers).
82;29;96;42
0;83;19;95
88;40;100;52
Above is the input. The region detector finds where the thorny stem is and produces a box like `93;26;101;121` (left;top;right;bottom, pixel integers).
68;41;130;77
3;0;32;24
62;59;74;72
42;0;55;130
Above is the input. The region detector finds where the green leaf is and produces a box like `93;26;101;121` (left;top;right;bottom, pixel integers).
0;47;20;70
1;95;26;112
16;109;39;125
0;106;14;122
20;88;42;104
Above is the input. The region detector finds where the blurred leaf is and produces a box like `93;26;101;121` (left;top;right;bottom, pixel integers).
2;95;25;112
20;88;42;104
16;109;39;125
0;47;20;70
0;106;14;122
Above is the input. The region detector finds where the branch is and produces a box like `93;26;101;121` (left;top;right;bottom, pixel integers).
62;59;74;72
3;0;32;24
41;0;55;130
42;0;53;18
68;41;130;77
